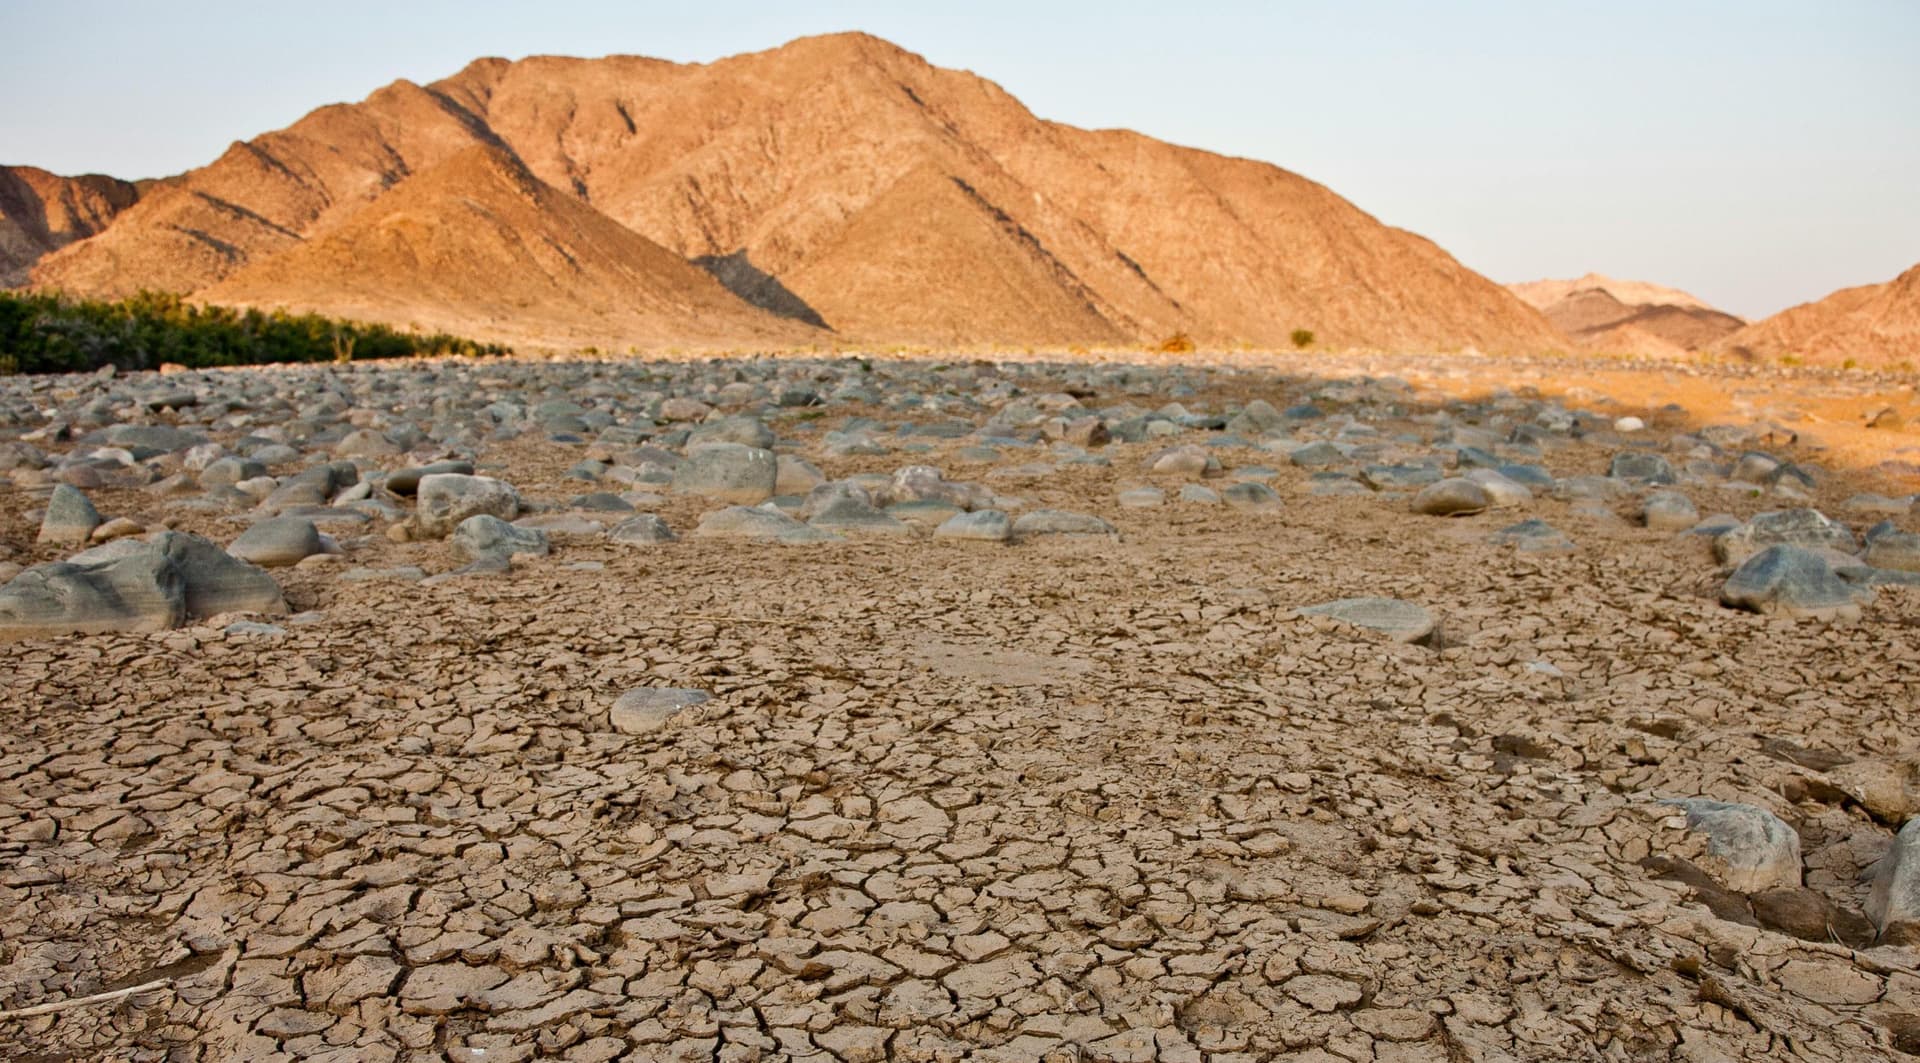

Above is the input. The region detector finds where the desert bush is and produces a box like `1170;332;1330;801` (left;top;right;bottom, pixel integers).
0;290;506;375
1290;328;1315;349
1156;332;1195;354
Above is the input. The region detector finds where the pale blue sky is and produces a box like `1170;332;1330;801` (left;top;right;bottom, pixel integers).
3;1;1915;318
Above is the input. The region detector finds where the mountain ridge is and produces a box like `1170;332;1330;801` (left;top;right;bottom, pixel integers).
26;32;1569;351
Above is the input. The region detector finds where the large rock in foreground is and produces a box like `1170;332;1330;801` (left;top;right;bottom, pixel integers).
1720;545;1871;620
415;474;521;538
1869;819;1920;945
0;532;285;639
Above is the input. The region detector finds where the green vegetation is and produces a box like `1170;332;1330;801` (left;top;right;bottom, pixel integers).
0;290;506;375
1290;328;1315;350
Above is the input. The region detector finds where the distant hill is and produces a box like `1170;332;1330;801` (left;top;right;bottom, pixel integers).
0;166;140;286
1507;272;1743;356
1719;263;1920;368
23;33;1563;353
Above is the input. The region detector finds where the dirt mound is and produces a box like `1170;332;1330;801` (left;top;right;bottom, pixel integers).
1509;273;1743;356
0;166;140;286
198;145;819;350
32;32;1562;353
1721;262;1920;368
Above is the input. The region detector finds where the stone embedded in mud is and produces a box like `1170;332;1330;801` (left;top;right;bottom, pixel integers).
1608;451;1676;484
415;473;521;538
228;516;325;567
451;514;550;564
1714;508;1856;565
1869;819;1920;945
1641;490;1700;532
1656;798;1802;894
386;460;475;496
1720;544;1870;620
1411;478;1490;516
808;490;912;536
1491;519;1574;553
693;505;839;543
610;687;711;734
1865;530;1920;573
0;531;284;638
608;514;676;546
672;444;778;505
1298;597;1436;645
0;550;184;638
1149;445;1220;477
1011;509;1118;540
156;531;289;618
934;510;1012;542
37;484;102;545
1221;481;1282;511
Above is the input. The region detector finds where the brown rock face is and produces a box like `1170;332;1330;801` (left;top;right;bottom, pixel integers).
0;166;141;285
198;145;819;350
1720;263;1920;368
1508;273;1744;356
31;32;1564;352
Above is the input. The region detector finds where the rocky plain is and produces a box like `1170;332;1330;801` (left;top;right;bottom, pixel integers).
1;349;1918;1062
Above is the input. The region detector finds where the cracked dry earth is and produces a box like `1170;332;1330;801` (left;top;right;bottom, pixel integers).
3;354;1920;1062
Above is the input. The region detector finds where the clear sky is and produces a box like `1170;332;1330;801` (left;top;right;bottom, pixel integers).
3;1;1915;319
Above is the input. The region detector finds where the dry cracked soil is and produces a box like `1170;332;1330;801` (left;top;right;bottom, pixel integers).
1;351;1918;1062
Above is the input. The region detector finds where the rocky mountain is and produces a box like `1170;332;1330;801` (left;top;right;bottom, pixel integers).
1720;263;1920;368
1508;272;1743;356
0;166;141;286
27;33;1564;352
200;145;818;349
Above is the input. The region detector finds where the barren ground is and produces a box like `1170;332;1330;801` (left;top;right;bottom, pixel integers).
2;350;1918;1062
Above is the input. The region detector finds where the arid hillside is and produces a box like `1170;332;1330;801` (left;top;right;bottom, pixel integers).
198;145;820;350
1720;262;1920;368
27;33;1564;352
0;166;141;286
1509;272;1744;356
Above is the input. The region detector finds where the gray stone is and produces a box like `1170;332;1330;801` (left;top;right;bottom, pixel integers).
1117;487;1165;509
934;510;1012;542
1461;469;1533;508
1721;545;1871;620
1289;441;1348;468
1715;508;1856;565
1362;464;1442;490
693;505;839;543
1179;484;1221;504
1222;481;1282;511
775;455;826;496
689;416;775;449
416;474;521;537
609;515;676;545
1868;818;1920;945
1297;597;1436;645
229;517;325;567
0;550;184;638
387;460;475;496
451;515;550;563
1149;445;1219;477
1411;479;1491;516
672;444;778;505
809;487;912;536
1609;452;1676;484
1865;531;1920;573
611;687;710;734
890;465;988;509
1011;510;1118;540
1641;491;1700;532
156;532;288;618
1491;519;1574;553
1657;798;1802;893
37;484;101;545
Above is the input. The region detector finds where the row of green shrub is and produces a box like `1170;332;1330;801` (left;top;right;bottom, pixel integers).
0;290;507;375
